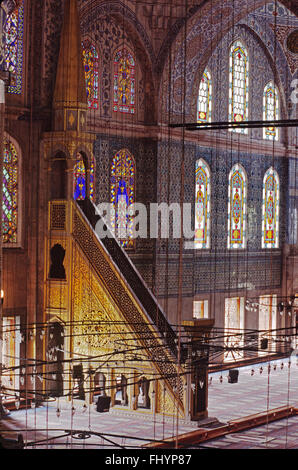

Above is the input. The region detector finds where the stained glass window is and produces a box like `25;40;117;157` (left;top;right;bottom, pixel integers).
89;157;95;202
82;40;99;110
73;154;86;201
195;159;210;249
263;82;279;141
197;69;212;124
3;139;18;243
110;149;135;249
4;0;24;95
73;153;95;202
262;167;279;248
227;164;247;249
113;48;135;114
228;41;249;134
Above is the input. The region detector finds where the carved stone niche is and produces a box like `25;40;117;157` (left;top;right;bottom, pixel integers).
49;243;66;279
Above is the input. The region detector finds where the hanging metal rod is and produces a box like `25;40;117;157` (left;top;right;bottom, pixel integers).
169;119;298;131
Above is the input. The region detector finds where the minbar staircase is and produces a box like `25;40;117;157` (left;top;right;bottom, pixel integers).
77;198;179;358
49;199;185;408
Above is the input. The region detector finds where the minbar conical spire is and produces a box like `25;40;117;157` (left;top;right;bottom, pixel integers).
53;0;87;131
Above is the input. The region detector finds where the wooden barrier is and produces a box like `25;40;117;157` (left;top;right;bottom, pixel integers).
144;405;298;448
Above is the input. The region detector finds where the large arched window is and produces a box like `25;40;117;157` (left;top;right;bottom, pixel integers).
113;48;135;114
228;41;249;134
110;149;135;249
73;153;95;202
197;69;212;124
4;0;24;95
3;139;19;243
82;39;99;110
195;159;210;249
227;164;247;249
263;81;279;141
262;167;279;249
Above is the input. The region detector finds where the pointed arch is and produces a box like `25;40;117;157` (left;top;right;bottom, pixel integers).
228;163;247;249
115;374;128;405
137;377;150;409
195;158;211;249
73;152;95;202
110;149;135;249
197;69;212;124
263;81;279;141
73;153;86;201
4;0;24;95
113;47;135;114
262;167;279;249
82;39;99;110
228;40;249;134
3;137;20;244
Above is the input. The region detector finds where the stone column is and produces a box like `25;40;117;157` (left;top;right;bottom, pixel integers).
183;319;214;421
0;0;16;418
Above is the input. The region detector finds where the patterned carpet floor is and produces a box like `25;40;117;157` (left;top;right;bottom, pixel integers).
0;357;297;449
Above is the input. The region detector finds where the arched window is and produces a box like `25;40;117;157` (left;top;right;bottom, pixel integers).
228;41;249;134
110;149;135;249
224;297;244;362
4;0;24;95
113;48;135;114
115;374;128;405
197;69;212;124
73;153;95;202
82;39;99;110
46;322;64;397
94;372;106;397
195;159;210;249
73;154;86;201
262;167;279;249
137;377;150;409
3;139;18;244
263;82;279;141
227;164;247;249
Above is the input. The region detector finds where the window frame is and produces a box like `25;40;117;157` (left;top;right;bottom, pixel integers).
227;163;247;250
228;40;249;134
3;134;22;248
